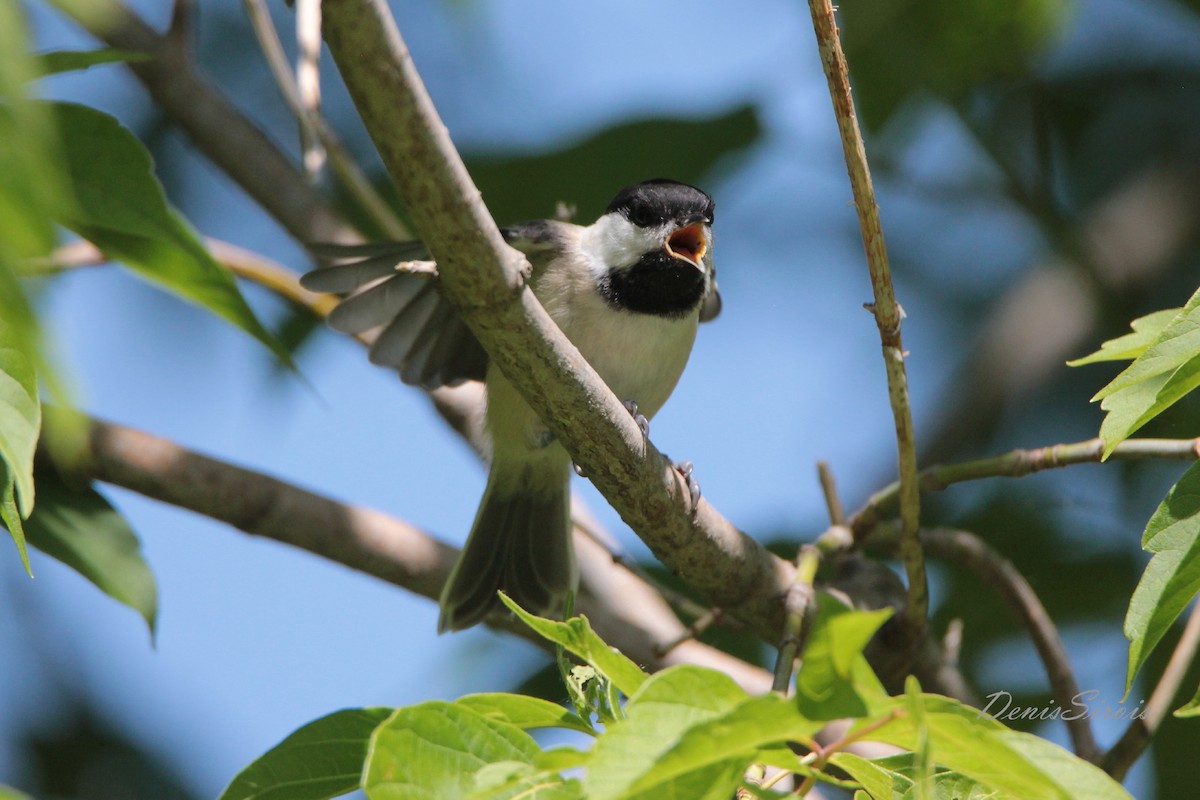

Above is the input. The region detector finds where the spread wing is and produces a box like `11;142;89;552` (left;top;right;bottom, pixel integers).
301;241;488;388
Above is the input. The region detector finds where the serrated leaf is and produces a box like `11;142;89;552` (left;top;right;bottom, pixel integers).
22;467;157;636
584;665;749;800
47;101;293;367
1123;460;1200;694
468;762;583;800
1093;288;1200;401
1086;289;1200;456
35;48;150;76
1067;308;1180;366
860;695;1133;800
220;707;391;800
363;701;540;800
795;594;891;720
500;594;647;697
456;693;594;736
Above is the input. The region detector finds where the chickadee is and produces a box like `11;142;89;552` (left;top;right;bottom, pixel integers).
302;179;720;631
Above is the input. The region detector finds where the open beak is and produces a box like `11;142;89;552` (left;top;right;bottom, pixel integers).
665;222;708;266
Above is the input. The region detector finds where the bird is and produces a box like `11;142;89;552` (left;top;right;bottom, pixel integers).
301;178;720;632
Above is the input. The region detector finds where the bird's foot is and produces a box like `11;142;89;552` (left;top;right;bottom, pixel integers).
623;400;650;439
671;459;702;517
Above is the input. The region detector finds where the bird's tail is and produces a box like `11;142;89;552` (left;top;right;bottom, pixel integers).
438;458;575;632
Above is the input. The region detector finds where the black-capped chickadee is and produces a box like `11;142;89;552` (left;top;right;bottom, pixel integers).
302;179;720;631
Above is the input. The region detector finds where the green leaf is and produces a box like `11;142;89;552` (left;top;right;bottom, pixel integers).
0;315;40;520
1176;682;1200;718
363;701;540;800
584;665;750;800
22;467;157;635
48;101;293;367
35;48;150;76
468;762;583;800
1;460;29;575
500;593;648;697
621;694;822;799
861;695;1133;800
455;693;594;736
832;752;911;800
794;593;892;720
905;677;933;800
1085;288;1200;457
1067;308;1180;366
220;707;391;800
1123;460;1200;694
0;785;33;800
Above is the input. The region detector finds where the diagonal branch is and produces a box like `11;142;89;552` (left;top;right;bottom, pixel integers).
317;0;795;640
72;415;773;692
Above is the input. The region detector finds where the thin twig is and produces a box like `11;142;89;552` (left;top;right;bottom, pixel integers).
293;0;325;179
805;0;925;638
241;0;408;239
904;526;1099;760
52;0;355;244
851;437;1200;540
817;461;845;525
1101;602;1200;779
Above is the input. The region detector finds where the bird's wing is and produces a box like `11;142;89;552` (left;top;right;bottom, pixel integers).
301;241;488;388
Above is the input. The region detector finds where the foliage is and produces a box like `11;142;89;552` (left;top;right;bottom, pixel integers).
219;600;1130;799
3;0;1200;797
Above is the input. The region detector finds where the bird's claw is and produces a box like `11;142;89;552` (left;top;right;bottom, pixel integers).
623;400;650;439
673;459;702;516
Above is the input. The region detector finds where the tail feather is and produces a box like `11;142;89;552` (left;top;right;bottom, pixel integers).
439;463;574;632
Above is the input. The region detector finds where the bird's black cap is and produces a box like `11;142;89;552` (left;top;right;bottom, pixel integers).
605;178;715;228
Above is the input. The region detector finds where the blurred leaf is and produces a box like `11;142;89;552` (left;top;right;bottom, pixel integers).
464;107;760;223
35;48;149;75
0;785;32;800
584;665;749;800
22;466;157;636
1177;683;1200;718
863;694;1133;799
1091;288;1200;457
455;693;594;736
362;701;540;799
469;761;583;800
48;101;294;367
1123;460;1200;694
839;0;1070;130
0;313;40;522
1;459;29;575
219;707;391;800
500;594;648;697
794;593;891;720
1067;308;1180;366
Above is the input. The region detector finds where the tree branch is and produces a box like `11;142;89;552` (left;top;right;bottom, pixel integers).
851;437;1200;539
1101;601;1200;780
917;526;1098;761
317;0;795;640
805;0;925;637
70;415;773;693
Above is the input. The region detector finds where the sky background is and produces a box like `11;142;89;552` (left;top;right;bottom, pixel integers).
4;0;1200;797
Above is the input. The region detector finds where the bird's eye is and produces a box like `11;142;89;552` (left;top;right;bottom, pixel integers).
627;206;653;227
